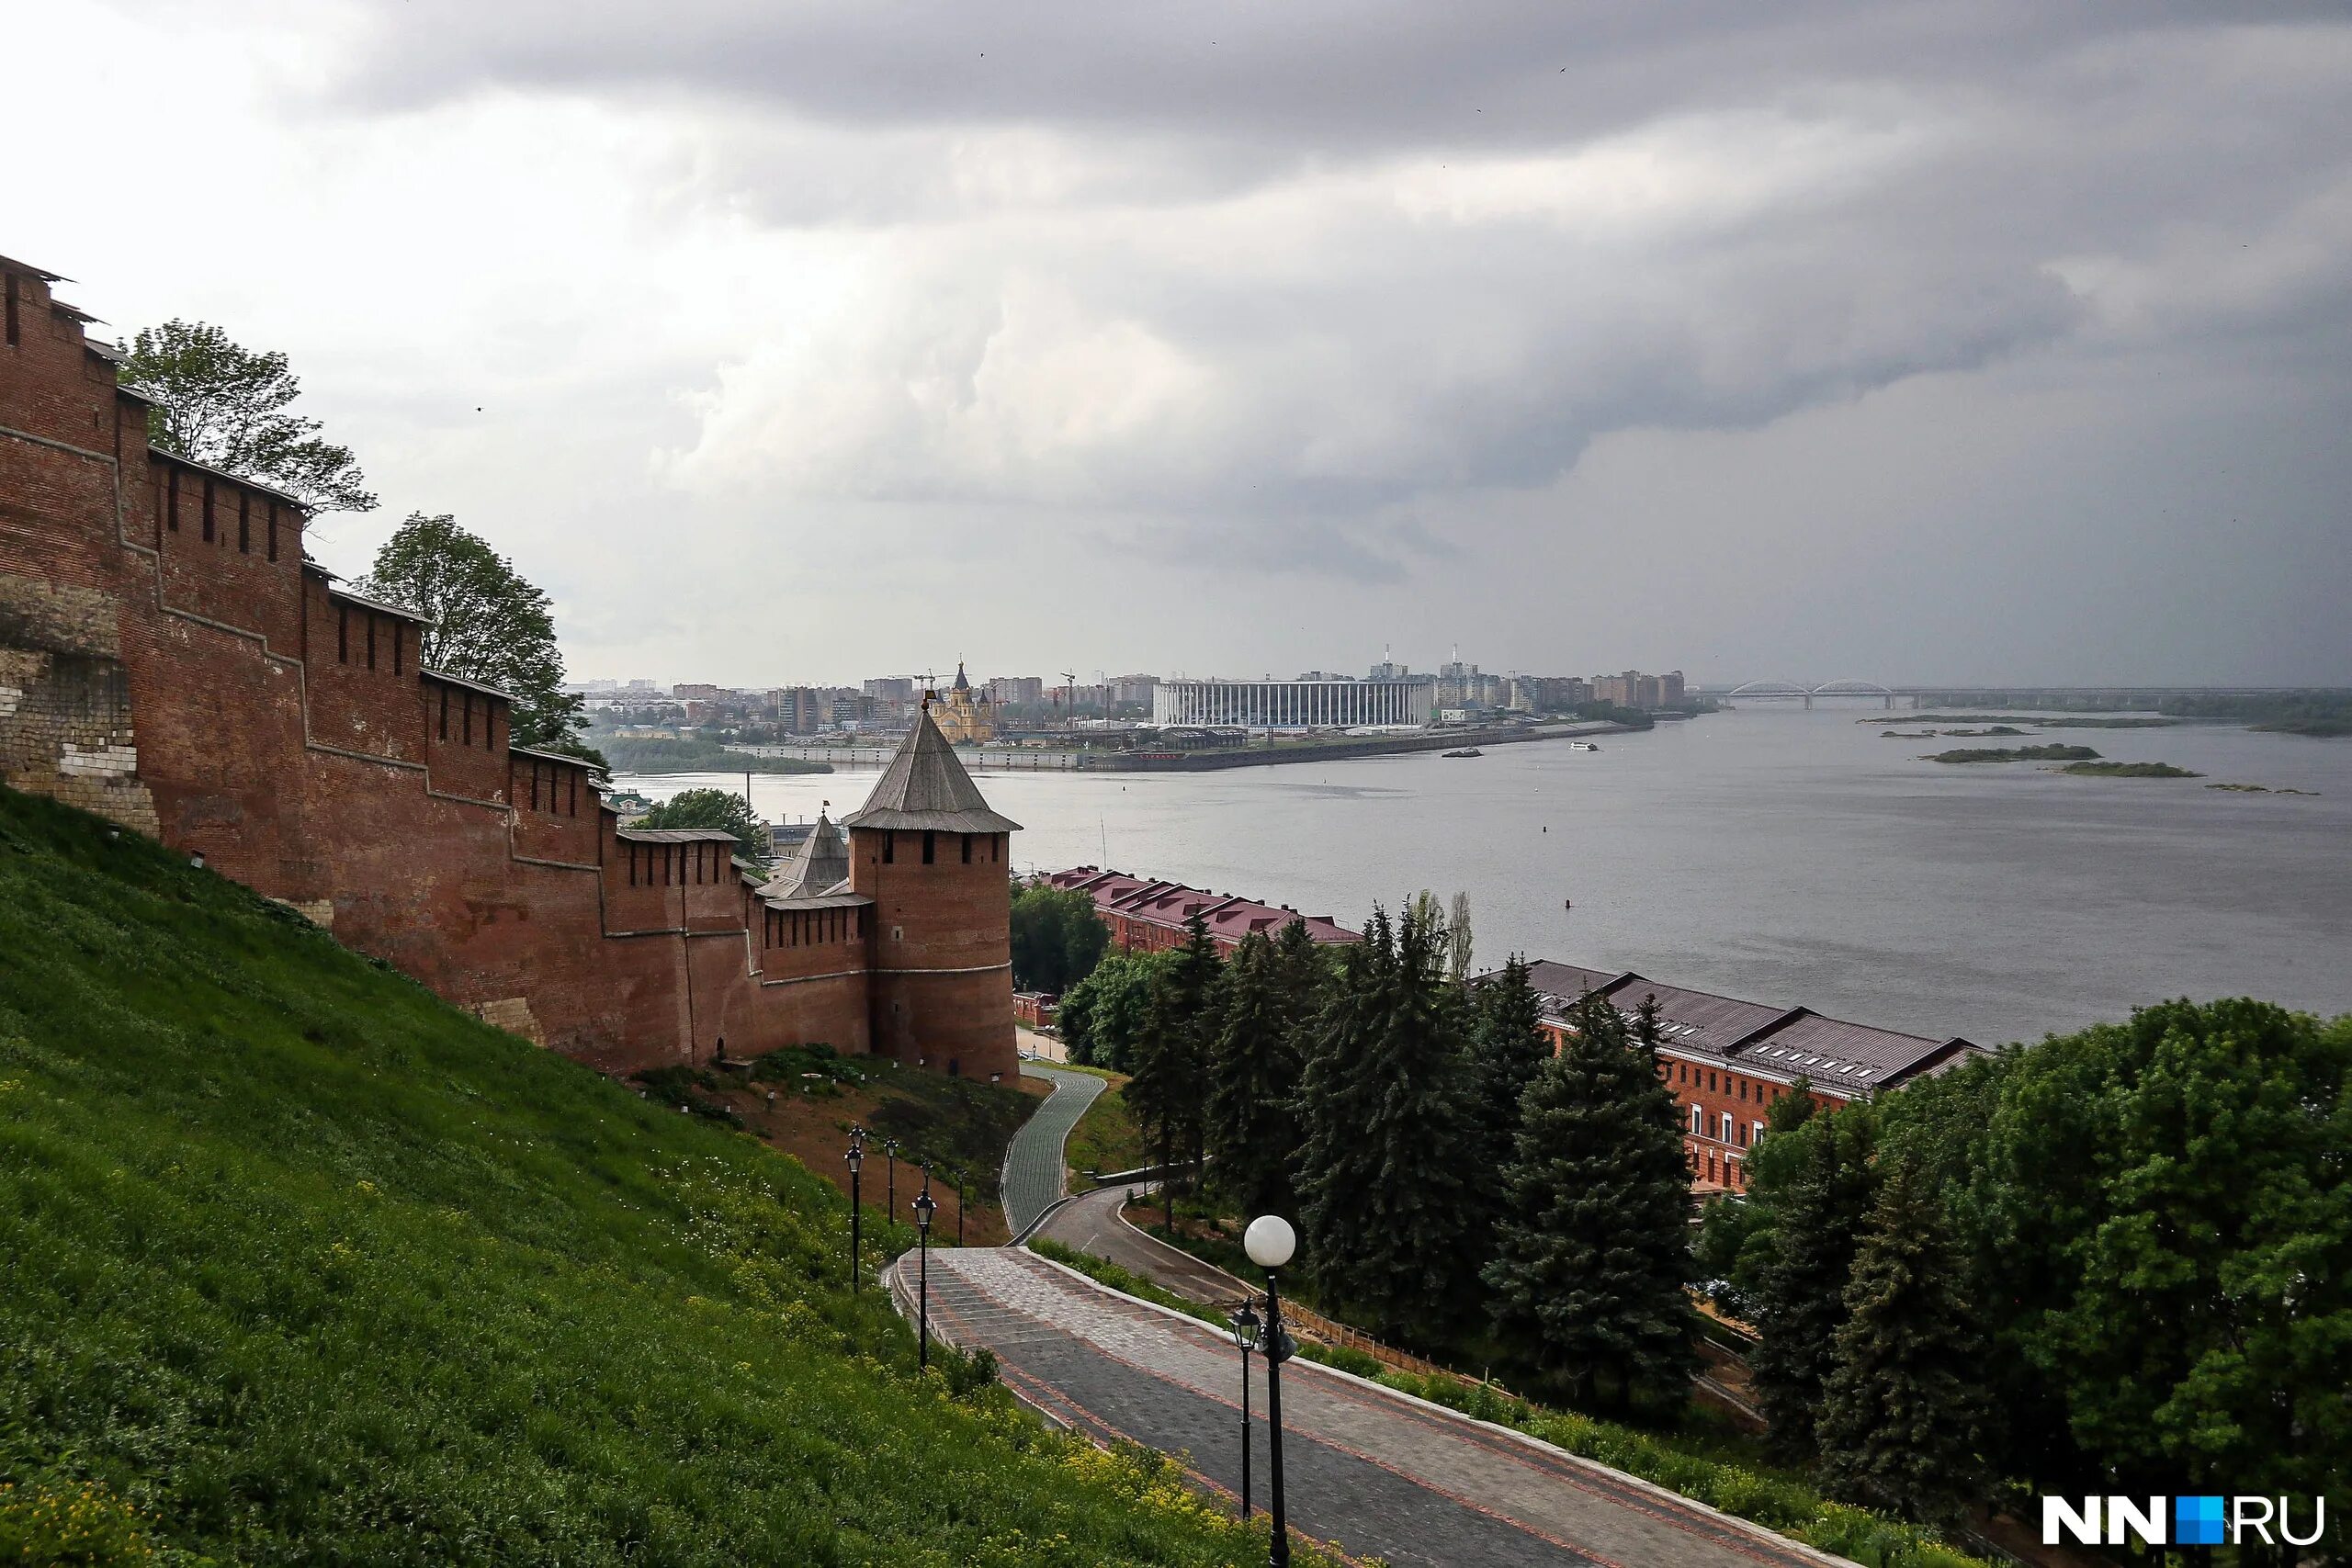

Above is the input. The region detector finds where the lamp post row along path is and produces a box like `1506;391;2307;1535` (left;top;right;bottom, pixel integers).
881;1061;1856;1568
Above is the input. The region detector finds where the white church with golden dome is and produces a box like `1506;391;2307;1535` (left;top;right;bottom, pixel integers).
930;661;995;745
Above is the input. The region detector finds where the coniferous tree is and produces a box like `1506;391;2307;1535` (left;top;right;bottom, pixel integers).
1125;912;1221;1219
1815;1158;1991;1528
1746;1100;1879;1452
1204;931;1305;1220
1466;954;1552;1257
1482;990;1699;1413
1295;903;1483;1342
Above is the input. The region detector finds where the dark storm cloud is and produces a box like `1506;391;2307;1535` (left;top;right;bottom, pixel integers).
289;0;2351;677
341;2;2314;157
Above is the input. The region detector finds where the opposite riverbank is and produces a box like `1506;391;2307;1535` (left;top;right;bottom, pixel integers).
733;717;1634;774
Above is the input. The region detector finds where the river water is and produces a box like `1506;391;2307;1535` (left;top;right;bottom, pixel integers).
617;705;2351;1047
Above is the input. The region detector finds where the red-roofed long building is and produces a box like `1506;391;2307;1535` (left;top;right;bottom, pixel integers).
1043;866;1359;954
1508;960;1984;1196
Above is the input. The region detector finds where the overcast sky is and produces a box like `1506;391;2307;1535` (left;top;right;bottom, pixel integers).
9;2;2350;686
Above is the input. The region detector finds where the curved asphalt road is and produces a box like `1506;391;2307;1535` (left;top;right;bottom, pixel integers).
1033;1183;1252;1306
896;1247;1851;1568
1000;1062;1105;1236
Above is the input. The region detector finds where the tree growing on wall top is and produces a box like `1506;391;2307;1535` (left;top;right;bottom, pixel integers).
632;789;768;867
354;513;597;764
119;320;378;514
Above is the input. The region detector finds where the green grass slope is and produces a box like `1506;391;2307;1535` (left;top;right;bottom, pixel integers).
0;787;1268;1566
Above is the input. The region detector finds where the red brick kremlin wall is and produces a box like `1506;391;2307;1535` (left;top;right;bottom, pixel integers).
0;256;1001;1077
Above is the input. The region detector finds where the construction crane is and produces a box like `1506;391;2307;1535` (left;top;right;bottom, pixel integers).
1059;671;1079;728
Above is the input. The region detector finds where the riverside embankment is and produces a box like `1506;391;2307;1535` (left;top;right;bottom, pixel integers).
735;717;1630;773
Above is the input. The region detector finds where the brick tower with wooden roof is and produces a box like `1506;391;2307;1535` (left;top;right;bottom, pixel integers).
842;699;1022;1080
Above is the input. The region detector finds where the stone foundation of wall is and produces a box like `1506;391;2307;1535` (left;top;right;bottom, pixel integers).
0;574;159;836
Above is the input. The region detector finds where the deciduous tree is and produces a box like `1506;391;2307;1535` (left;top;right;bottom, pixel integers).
1009;883;1110;995
119;320;378;513
354;513;595;761
1056;951;1166;1071
631;789;766;866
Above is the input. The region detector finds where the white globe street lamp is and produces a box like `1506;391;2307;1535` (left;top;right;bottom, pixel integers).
1244;1214;1298;1566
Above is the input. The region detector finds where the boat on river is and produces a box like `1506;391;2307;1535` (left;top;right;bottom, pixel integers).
1442;747;1484;759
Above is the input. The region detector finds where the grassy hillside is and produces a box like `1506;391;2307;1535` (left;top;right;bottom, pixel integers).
0;787;1281;1566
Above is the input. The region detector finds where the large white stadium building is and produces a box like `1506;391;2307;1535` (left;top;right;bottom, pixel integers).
1151;678;1434;728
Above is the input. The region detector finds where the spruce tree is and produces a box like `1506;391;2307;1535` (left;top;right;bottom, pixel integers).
1204;931;1304;1220
1815;1158;1990;1527
1481;990;1699;1413
1124;912;1220;1215
1295;903;1483;1343
1746;1100;1879;1453
1466;954;1552;1259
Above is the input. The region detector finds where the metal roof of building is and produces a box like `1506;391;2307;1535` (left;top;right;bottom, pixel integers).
1493;963;1984;1095
616;828;743;844
840;708;1022;834
1043;866;1360;945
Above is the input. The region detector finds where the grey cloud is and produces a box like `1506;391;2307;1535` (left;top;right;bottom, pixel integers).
332;3;2318;156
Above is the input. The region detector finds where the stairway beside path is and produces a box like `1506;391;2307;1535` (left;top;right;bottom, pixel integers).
999;1062;1106;1236
895;1247;1855;1568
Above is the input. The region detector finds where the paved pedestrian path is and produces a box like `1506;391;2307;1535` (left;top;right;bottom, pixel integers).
999;1063;1105;1236
897;1247;1850;1568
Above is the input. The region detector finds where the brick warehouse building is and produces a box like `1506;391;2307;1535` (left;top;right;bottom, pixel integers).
1043;865;1361;954
0;253;1018;1082
1515;961;1983;1194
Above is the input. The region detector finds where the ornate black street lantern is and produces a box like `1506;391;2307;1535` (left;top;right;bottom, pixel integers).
1228;1298;1263;1518
845;1125;866;1294
913;1167;939;1371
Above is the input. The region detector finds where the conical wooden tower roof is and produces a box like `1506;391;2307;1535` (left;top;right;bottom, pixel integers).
760;806;852;901
841;705;1022;835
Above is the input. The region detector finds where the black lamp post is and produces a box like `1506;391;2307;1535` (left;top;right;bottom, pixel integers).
951;1168;966;1247
845;1125;865;1294
1228;1298;1263;1518
884;1137;901;1229
1244;1215;1299;1567
913;1167;938;1371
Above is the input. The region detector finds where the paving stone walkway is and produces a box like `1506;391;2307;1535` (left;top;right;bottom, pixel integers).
897;1247;1849;1568
999;1063;1104;1236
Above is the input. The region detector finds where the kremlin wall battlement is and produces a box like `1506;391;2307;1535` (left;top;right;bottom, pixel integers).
0;254;1018;1081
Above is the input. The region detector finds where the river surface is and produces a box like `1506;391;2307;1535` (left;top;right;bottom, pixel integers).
617;705;2352;1047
